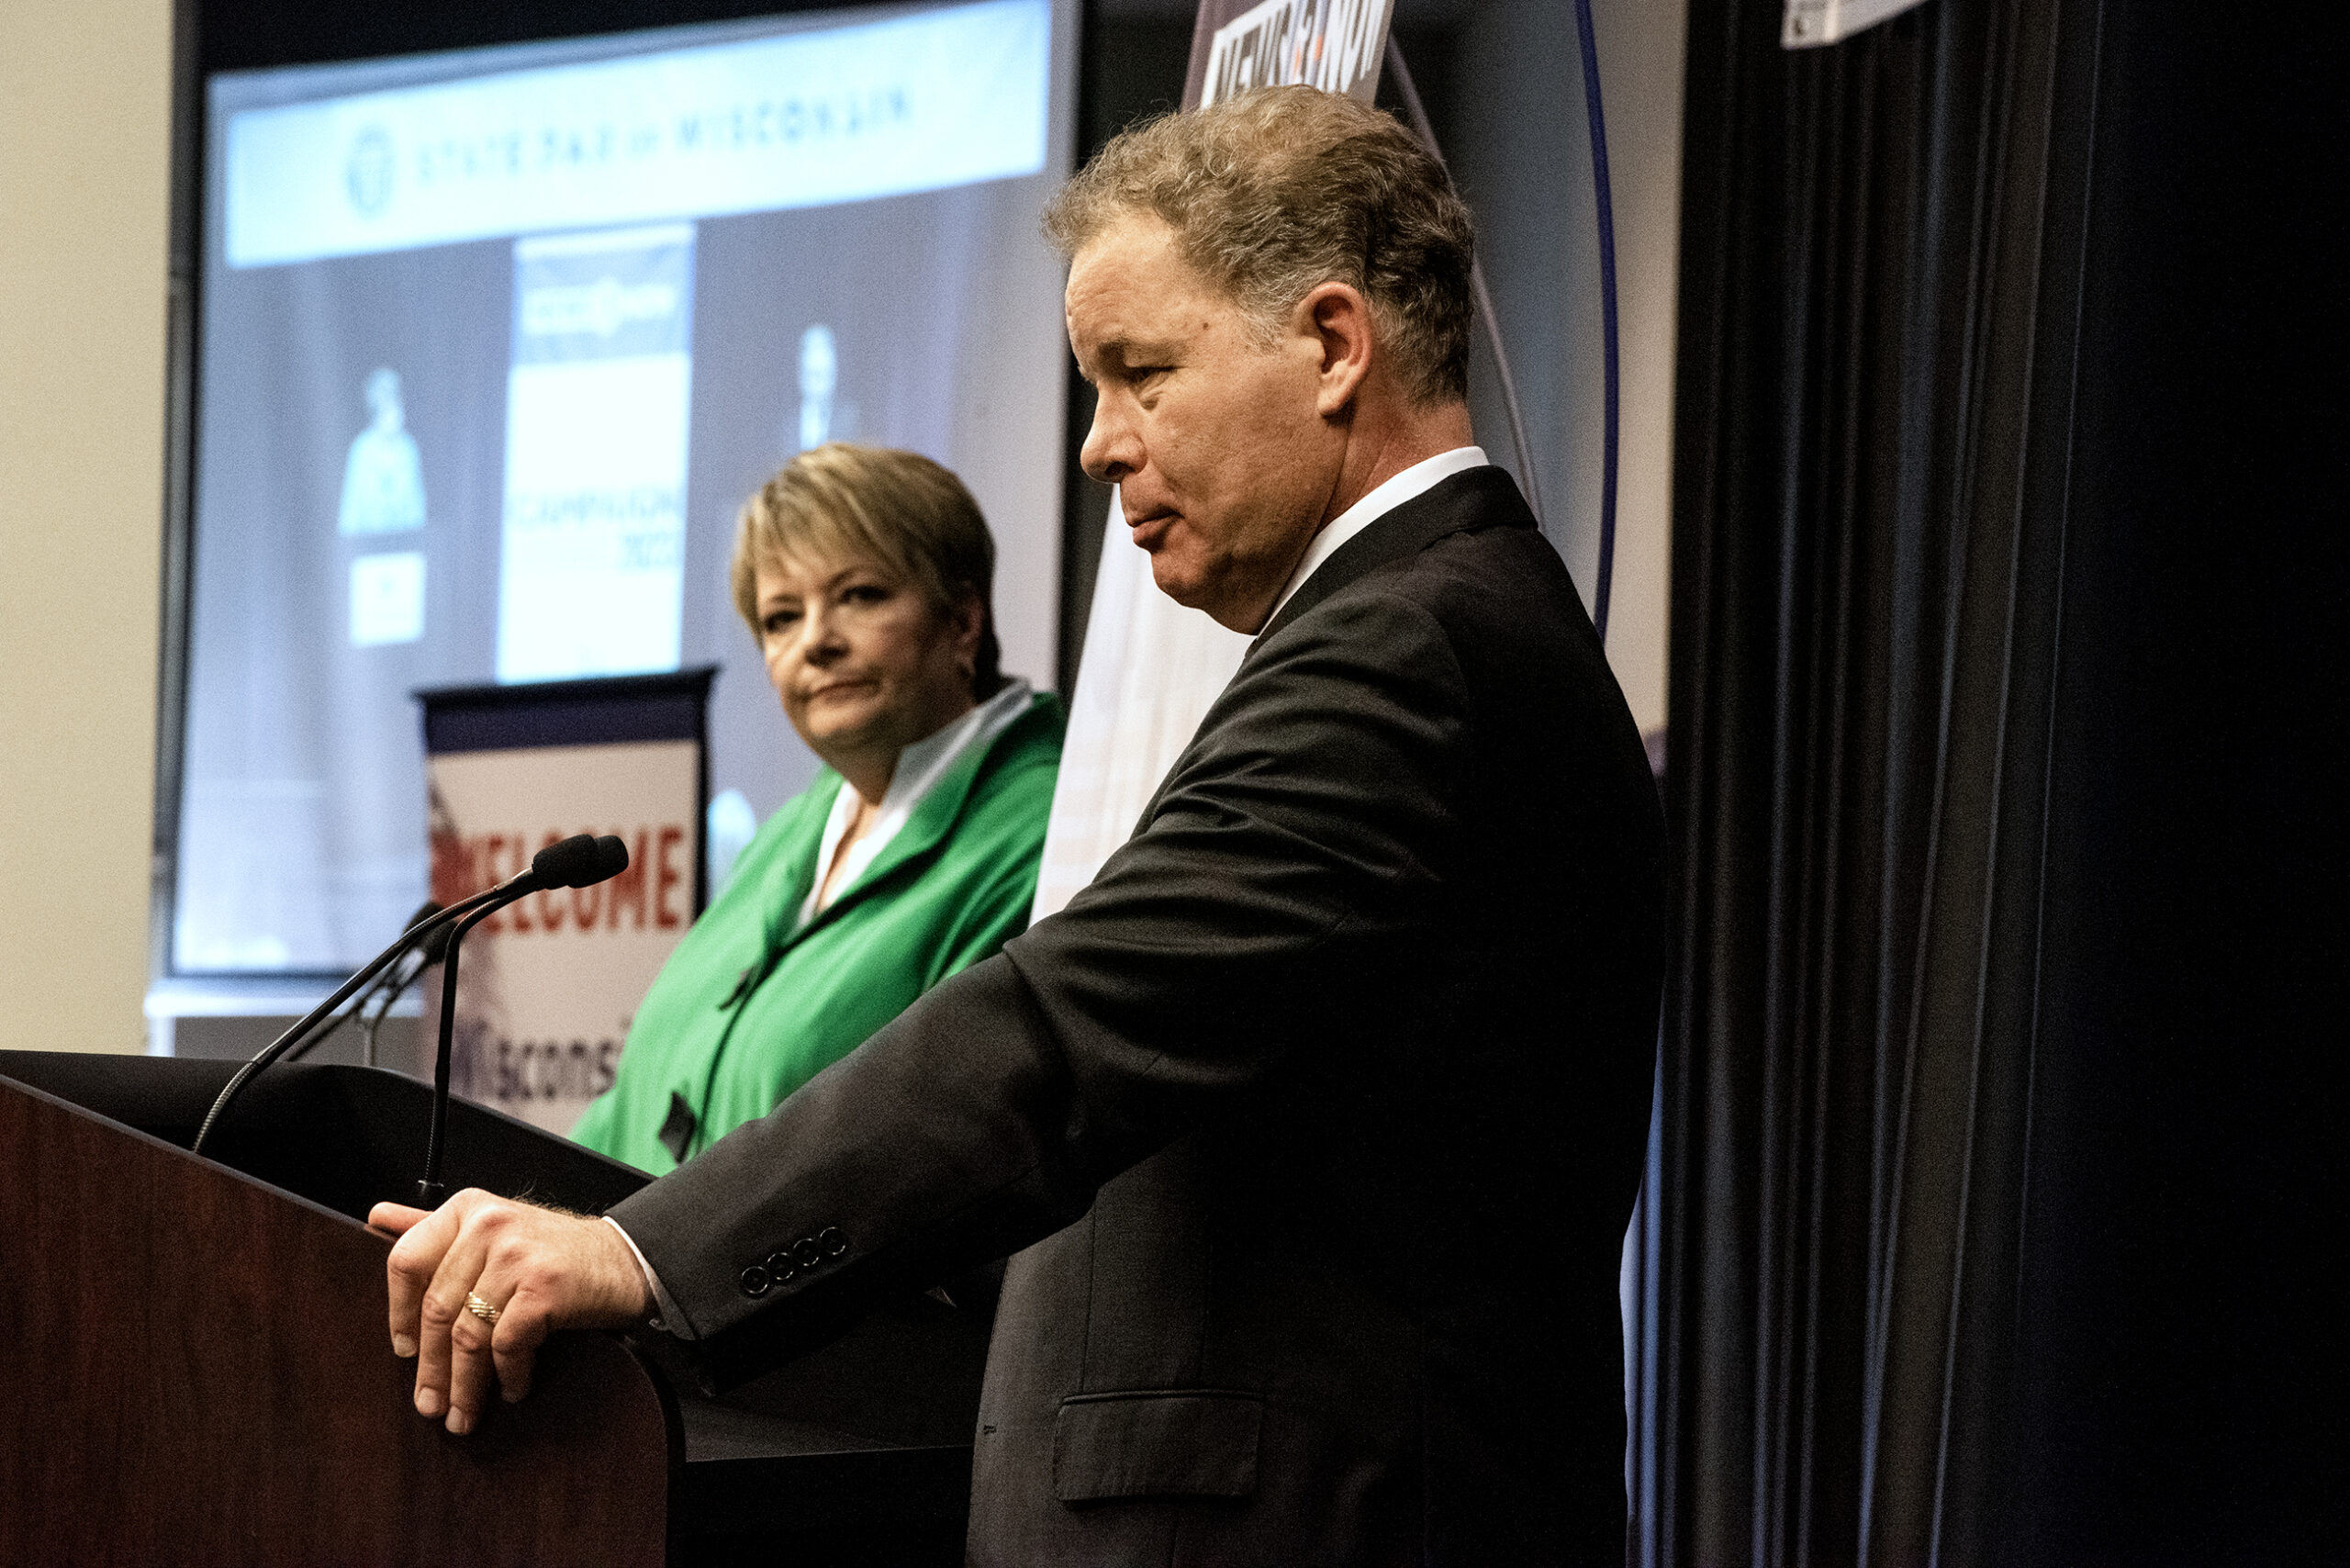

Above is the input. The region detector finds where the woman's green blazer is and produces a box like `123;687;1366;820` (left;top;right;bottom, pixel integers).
571;693;1063;1173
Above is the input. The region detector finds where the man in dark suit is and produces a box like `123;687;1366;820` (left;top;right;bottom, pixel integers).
375;86;1663;1564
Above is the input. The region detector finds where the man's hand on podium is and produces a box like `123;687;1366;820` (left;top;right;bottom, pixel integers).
370;1191;655;1436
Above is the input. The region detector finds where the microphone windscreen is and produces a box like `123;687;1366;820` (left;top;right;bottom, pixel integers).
589;834;631;886
530;834;605;890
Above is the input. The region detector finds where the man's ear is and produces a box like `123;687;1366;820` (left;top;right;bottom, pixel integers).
1298;282;1377;418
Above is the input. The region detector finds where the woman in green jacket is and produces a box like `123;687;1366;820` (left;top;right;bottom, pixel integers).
571;444;1062;1174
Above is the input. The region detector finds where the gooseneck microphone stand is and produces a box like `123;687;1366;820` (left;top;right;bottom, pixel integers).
189;834;627;1170
190;885;508;1159
414;834;630;1205
280;901;446;1068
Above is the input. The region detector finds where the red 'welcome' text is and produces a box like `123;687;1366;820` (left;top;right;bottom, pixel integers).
430;823;689;935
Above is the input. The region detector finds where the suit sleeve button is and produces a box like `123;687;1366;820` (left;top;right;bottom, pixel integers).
766;1249;799;1282
739;1264;771;1297
792;1236;822;1268
819;1226;848;1258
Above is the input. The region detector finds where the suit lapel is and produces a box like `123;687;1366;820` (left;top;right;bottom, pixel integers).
1253;465;1536;648
1128;468;1535;835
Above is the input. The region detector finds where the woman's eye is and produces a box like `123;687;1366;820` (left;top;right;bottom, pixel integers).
843;583;889;605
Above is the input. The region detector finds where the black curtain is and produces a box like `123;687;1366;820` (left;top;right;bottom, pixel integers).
1641;0;2338;1562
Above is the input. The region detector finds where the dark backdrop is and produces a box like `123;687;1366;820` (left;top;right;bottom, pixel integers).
1648;0;2339;1562
2000;0;2340;1557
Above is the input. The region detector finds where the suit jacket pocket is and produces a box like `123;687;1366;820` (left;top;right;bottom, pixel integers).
1052;1389;1266;1504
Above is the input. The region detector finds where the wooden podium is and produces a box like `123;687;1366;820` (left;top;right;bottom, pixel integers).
0;1051;989;1566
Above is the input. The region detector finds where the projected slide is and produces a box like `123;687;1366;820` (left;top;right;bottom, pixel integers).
496;225;697;683
175;0;1074;974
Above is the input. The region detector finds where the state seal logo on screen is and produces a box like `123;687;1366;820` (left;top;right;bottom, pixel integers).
345;125;394;218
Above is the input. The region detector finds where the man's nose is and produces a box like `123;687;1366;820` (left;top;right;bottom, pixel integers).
1080;396;1141;485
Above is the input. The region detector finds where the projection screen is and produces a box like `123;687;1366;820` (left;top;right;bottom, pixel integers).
173;0;1078;976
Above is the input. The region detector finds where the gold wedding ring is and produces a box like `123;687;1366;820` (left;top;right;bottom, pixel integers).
464;1291;501;1325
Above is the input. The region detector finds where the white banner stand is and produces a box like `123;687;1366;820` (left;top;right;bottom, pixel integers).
417;669;711;1134
1031;0;1397;921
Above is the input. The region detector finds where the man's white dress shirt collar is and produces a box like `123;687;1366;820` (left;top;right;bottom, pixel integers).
1263;445;1491;627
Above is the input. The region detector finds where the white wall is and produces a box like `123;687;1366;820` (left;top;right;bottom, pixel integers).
1445;0;1684;735
0;0;174;1052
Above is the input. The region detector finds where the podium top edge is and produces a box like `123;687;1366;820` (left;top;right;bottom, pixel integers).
413;666;718;712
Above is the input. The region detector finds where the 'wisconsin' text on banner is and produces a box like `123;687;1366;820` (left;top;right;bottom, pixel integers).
220;0;1050;268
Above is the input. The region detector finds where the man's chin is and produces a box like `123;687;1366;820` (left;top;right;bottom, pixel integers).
1146;554;1206;609
1146;556;1234;621
1146;559;1270;635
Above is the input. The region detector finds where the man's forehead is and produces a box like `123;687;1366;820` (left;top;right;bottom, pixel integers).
1066;215;1225;351
1071;207;1181;271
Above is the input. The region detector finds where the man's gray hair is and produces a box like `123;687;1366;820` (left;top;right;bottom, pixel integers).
1044;86;1477;407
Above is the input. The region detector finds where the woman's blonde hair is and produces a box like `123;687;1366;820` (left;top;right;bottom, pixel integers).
729;443;1002;697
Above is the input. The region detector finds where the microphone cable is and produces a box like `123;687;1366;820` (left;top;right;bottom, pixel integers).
1572;0;1622;644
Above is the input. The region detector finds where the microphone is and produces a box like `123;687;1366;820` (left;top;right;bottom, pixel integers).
523;832;626;893
189;834;622;1163
190;884;507;1159
281;901;445;1067
414;834;630;1205
356;902;456;1070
